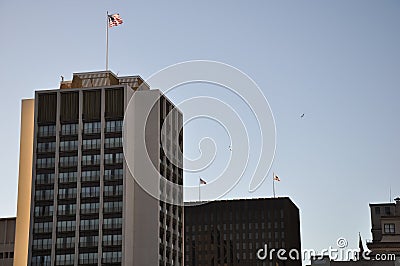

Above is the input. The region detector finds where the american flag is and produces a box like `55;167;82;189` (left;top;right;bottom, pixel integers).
273;175;281;182
200;178;207;185
108;13;123;27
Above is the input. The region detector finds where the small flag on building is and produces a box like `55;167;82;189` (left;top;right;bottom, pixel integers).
108;13;123;27
274;175;281;182
200;178;207;185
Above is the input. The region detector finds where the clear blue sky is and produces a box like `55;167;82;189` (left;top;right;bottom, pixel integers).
1;0;399;260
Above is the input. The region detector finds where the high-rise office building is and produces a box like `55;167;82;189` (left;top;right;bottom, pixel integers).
184;197;301;266
0;217;16;266
22;71;183;265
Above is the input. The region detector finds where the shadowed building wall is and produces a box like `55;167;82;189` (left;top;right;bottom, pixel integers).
0;217;16;266
14;99;35;266
184;197;301;266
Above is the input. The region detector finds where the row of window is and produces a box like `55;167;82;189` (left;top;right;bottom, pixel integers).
56;235;121;249
81;186;99;197
34;205;54;217
80;219;99;231
38;137;123;154
57;220;75;232
54;185;123;199
37;142;56;153
0;252;14;259
58;204;76;216
188;231;285;241
57;237;74;249
34;200;123;219
83;138;100;150
38;121;123;138
80;235;99;248
32;238;52;250
104;137;123;148
33;221;52;233
37;170;115;184
59;156;78;168
35;189;54;201
186;222;285;232
60;140;78;151
58;188;77;199
55;254;74;266
33;252;122;265
33;218;123;241
58;172;76;183
50;235;122;248
37;153;123;168
186;209;286;223
103;234;122;246
61;124;78;135
36;158;55;168
84;122;101;134
38;125;56;137
31;255;51;266
80;217;123;230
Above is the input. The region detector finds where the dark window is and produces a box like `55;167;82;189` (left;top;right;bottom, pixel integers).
38;125;56;137
105;137;123;148
385;207;391;215
81;170;100;182
37;142;56;153
84;122;101;134
83;138;101;150
61;123;78;135
384;223;395;234
36;173;55;185
375;207;380;215
82;154;100;166
83;90;101;120
60;140;78;151
106;120;123;133
105;88;124;118
59;171;77;183
37;93;57;123
59;156;78;167
60;92;79;122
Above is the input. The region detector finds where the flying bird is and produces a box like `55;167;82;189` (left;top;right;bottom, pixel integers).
228;145;232;151
300;113;305;118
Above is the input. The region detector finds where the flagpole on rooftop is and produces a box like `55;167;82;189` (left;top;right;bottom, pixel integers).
199;177;201;202
272;172;276;198
106;11;109;71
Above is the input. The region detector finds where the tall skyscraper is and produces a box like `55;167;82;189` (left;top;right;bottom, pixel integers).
184;197;301;266
23;71;183;265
